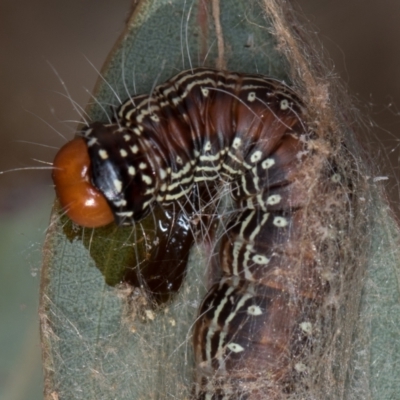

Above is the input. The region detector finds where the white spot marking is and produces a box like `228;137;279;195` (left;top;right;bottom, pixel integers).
98;149;109;160
232;138;242;149
201;87;209;97
373;176;389;182
120;149;128;157
128;166;136;176
266;194;281;205
280;98;290;110
294;363;308;373
123;134;131;141
250;151;262;163
87;137;98;147
159;169;167;180
176;156;183;165
204;141;212;152
83;128;93;137
142;174;152;185
113;199;127;207
247;305;263;316
130;145;139;154
133;127;141;136
252;254;270;265
261;158;275;169
227;343;244;353
331;173;341;183
300;321;313;335
145;309;155;320
113;179;123;193
273;216;288;228
247;91;256;102
139;162;147;170
150;114;160;122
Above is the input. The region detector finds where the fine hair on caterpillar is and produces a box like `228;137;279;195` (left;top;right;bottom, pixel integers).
51;66;368;399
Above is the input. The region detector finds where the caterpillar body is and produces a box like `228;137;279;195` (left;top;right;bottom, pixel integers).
53;68;331;398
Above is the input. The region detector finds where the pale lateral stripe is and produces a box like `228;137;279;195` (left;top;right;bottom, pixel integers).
231;241;242;276
221;163;242;175
205;285;236;366
179;78;216;100
196;164;222;173
160;72;215;98
249;212;269;241
199;152;223;162
227;150;251;169
115;211;133;217
257;193;267;211
194;175;220;183
217;291;253;368
118;101;132;119
216;81;237;90
113;199;127;207
170;161;192;180
232;210;256;275
163;175;194;192
121;98;150;121
164;185;193;201
169;69;215;90
136;105;161;123
246;197;255;210
242;244;255;280
241;213;269;277
241;175;251;196
251;167;260;189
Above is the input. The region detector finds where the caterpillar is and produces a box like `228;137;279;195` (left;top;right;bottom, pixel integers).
52;68;334;398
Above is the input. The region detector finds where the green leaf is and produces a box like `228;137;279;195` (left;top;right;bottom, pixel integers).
40;1;400;399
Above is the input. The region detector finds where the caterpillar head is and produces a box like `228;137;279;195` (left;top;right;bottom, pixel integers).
52;122;157;227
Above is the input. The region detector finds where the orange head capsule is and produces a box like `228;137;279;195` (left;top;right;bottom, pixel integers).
52;138;114;228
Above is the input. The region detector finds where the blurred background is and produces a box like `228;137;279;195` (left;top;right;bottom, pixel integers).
0;1;399;399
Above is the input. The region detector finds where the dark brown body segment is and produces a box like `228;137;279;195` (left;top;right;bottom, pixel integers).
75;68;326;398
